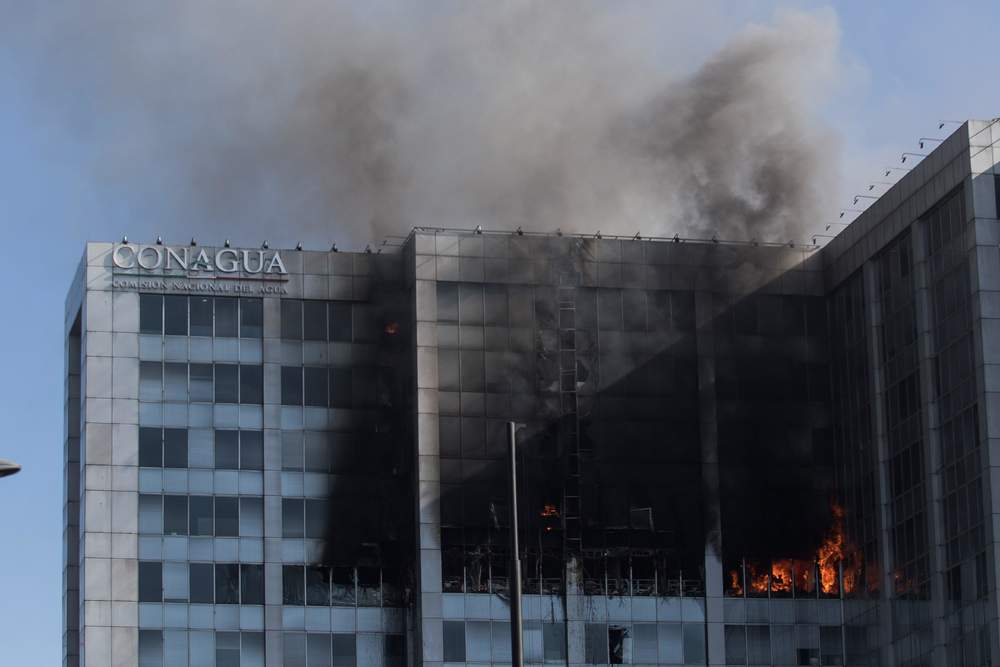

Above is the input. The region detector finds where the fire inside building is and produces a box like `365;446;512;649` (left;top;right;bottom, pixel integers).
64;119;1000;666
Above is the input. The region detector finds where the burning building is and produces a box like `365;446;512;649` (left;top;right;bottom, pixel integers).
64;119;1000;666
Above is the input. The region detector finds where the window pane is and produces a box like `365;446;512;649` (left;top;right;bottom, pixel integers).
215;430;239;469
240;431;264;470
190;363;214;402
330;368;352;408
683;623;706;664
138;494;162;534
281;367;303;406
216;631;240;667
139;428;162;467
303;301;328;341
543;622;566;662
329;302;352;341
308;634;332;667
162;561;189;602
189;496;214;536
241;564;264;604
384;635;404;667
305;499;328;539
163;296;188;335
215;564;240;604
282;300;303;340
443;620;466;662
239;497;263;537
725;625;746;665
467;620;490;662
304;367;329;407
240;365;263;404
658;623;683;664
282;499;304;538
283;566;305;605
332;634;356;667
240;298;263;338
215;298;238;337
139;630;163;667
163;363;187;401
242;632;265;667
306;566;331;605
139;361;162;401
332;567;355;606
189;563;214;603
215;364;239;403
162;428;187;468
163;495;188;535
282;431;304;471
304;432;330;473
190;297;213;337
215;497;239;537
585;624;607;664
283;633;307;667
138;561;162;602
139;295;163;335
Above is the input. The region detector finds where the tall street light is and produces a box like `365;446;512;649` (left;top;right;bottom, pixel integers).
507;422;524;667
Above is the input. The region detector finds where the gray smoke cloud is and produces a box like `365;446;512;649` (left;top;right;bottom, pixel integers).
8;2;843;246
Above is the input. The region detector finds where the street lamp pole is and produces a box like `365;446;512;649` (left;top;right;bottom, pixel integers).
507;421;524;667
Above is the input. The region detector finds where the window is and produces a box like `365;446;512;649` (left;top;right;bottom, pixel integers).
162;428;187;468
585;624;607;664
282;300;303;339
304;367;328;407
215;430;240;469
305;499;328;539
189;563;214;603
329;302;352;341
283;566;305;605
215;564;240;604
139;428;162;467
633;624;657;663
138;495;162;534
215;497;239;537
189;496;213;536
543;623;565;663
139;295;163;334
307;566;331;606
241;564;264;604
282;367;303;406
163;296;187;335
162;562;188;602
443;621;466;662
330;368;352;408
163;495;188;535
240;365;263;404
384;634;404;667
240;298;263;338
333;634;356;667
138;561;162;602
215;298;238;337
308;634;332;667
138;630;163;667
240;497;263;537
683;624;706;664
240;430;264;470
139;361;162;401
189;297;213;336
282;499;304;538
282;431;304;471
304;301;327;341
215;364;239;403
217;632;240;667
163;363;187;401
283;633;307;667
725;625;746;665
190;364;213;402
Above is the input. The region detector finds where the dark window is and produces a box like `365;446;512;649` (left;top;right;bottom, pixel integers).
138;561;162;602
305;499;328;539
333;634;356;667
283;565;305;605
163;495;188;535
189;563;214;603
162;428;187;468
215;564;240;604
138;630;163;666
139;295;163;334
240;431;264;470
443;621;466;662
240;299;263;338
217;632;240;667
189;297;213;336
306;566;331;605
215;497;239;537
215;364;239;403
240;365;263;404
329;303;352;341
308;635;332;667
282;499;304;538
163;296;188;335
725;625;746;665
241;564;264;604
304;367;329;407
215;298;238;337
189;496;213;536
384;635;404;667
282;367;303;406
282;300;303;340
215;430;239;469
190;363;214;402
330;368;352;408
332;567;355;606
543;623;566;662
303;301;327;341
139;428;161;467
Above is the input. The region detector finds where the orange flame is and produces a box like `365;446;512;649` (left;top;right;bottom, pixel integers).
540;504;559;518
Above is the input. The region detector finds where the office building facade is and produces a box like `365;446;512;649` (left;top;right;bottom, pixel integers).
64;119;1000;666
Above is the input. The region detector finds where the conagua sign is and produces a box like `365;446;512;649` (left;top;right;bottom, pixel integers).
112;245;288;275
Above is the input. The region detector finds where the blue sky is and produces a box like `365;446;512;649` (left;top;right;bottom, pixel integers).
2;2;1000;663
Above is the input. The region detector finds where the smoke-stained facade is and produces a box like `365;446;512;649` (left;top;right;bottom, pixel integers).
65;120;1000;667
